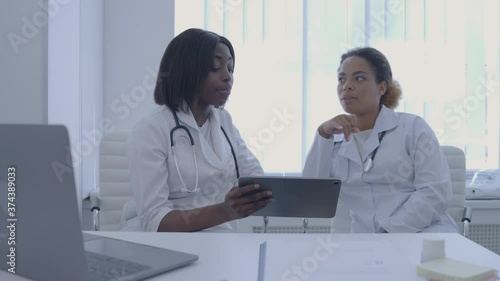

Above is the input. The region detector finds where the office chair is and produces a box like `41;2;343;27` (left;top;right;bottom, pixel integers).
442;145;472;237
331;145;472;236
90;131;133;231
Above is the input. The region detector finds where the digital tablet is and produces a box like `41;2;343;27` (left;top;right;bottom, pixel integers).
238;176;342;218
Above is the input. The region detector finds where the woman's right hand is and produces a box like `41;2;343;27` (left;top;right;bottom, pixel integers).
220;184;273;220
318;114;360;141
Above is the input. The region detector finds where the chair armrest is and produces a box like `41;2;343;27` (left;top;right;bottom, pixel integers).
461;206;472;237
462;206;472;223
89;189;100;231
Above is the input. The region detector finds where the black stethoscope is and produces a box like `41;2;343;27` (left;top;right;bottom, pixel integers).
170;111;239;193
361;131;386;172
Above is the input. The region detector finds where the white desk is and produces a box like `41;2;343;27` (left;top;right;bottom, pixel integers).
1;232;499;281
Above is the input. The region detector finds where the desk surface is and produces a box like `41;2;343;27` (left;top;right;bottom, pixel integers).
1;232;499;281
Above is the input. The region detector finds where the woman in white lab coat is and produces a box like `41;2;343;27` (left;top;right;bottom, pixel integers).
303;47;458;233
120;28;272;232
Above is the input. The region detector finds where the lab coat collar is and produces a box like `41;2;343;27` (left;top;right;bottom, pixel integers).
173;103;200;131
361;105;399;161
372;105;399;133
174;103;224;130
339;105;399;165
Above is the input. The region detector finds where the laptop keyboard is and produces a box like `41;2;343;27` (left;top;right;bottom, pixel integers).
86;251;151;281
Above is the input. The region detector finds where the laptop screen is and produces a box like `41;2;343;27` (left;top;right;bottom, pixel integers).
0;125;198;281
0;125;89;281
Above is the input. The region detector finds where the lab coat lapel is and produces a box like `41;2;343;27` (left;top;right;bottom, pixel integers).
361;106;399;162
338;106;399;166
339;137;363;167
175;107;199;131
207;108;231;169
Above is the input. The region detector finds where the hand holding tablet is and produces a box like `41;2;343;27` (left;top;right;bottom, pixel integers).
222;183;273;219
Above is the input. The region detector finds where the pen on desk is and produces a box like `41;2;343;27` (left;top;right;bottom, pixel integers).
258;241;267;281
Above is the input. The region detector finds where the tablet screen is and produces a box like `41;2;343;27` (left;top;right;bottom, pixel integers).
237;176;341;218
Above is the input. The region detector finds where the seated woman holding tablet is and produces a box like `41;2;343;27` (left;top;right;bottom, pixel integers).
120;29;272;232
302;47;458;233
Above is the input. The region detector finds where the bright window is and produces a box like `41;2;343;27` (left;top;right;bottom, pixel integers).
175;0;500;173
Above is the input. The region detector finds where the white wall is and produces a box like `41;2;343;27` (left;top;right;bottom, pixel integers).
47;0;104;217
103;0;175;131
2;0;175;227
45;0;174;202
80;0;104;205
0;0;48;124
47;0;83;218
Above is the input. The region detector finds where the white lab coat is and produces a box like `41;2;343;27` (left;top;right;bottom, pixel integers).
120;105;263;232
303;106;458;233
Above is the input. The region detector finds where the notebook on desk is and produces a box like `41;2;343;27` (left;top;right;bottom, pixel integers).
0;124;198;281
417;258;497;281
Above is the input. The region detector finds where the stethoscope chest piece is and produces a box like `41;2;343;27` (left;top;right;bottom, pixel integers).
363;158;374;172
361;131;386;173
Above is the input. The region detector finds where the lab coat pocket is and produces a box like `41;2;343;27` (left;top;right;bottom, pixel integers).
331;156;348;182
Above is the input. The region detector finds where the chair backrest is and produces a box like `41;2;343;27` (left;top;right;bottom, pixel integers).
441;145;466;233
331;145;466;233
98;131;132;231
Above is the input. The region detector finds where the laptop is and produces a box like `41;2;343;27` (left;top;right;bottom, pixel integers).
238;176;342;218
0;124;198;281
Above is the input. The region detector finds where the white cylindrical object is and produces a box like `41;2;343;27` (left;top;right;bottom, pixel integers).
421;236;446;263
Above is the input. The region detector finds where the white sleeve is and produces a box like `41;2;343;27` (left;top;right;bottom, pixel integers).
128;119;174;232
302;131;336;178
378;119;453;233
